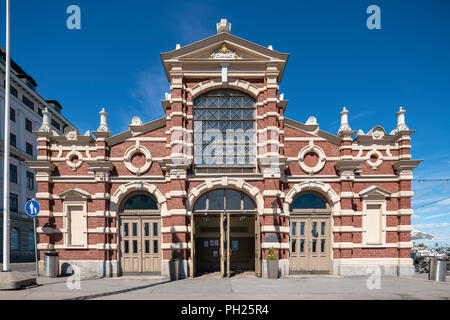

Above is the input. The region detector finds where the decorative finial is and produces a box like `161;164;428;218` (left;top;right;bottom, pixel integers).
130;116;143;126
39;108;51;132
390;106;409;134
338;107;352;135
217;19;231;34
97;108;109;132
175;44;181;50
306;116;318;125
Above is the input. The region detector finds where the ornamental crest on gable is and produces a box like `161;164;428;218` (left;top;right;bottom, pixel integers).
210;43;238;60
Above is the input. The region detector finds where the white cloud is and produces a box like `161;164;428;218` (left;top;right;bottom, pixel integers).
423;212;450;220
414;222;450;229
415;207;437;214
130;66;168;120
411;214;420;219
437;198;450;206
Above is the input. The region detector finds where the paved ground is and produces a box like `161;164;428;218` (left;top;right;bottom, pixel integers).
0;263;448;300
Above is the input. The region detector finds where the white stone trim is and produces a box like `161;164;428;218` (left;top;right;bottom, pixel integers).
284;181;341;217
366;149;384;169
333;242;412;249
161;242;191;249
123;142;152;175
188;78;261;99
161;226;191;233
63;200;88;249
65;150;84;171
261;226;289;233
110;182;167;216
335;258;413;265
187;177;264;215
261;242;290;249
297;143;326;174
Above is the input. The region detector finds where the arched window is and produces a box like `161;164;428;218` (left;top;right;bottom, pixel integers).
193;90;256;172
193;189;256;212
291;193;327;210
122;194;158;211
11;227;20;250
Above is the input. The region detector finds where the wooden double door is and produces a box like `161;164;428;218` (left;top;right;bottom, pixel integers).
120;215;161;274
289;214;331;274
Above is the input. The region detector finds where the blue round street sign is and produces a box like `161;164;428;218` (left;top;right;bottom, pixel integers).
25;200;40;217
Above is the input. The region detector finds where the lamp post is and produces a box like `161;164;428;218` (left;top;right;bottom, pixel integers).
2;0;11;272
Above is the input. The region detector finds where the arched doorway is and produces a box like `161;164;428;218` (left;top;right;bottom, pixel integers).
118;193;161;274
192;189;258;277
289;192;332;274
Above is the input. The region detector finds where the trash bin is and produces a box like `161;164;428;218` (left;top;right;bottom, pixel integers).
428;257;447;282
44;251;59;277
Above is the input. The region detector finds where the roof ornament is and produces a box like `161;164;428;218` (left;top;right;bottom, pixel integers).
306;116;318;125
390;106;409;135
337;107;352;135
97;108;109;132
39;108;51;132
130;116;143;126
216;19;231;34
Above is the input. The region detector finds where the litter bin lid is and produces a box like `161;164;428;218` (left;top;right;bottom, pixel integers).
44;251;59;256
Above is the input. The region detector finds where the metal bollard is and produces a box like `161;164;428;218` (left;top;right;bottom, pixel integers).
428;257;447;282
43;251;59;277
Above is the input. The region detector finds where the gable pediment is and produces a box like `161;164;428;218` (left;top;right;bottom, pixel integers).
162;33;288;61
161;32;289;81
359;185;392;198
175;40;274;61
59;188;91;199
106;117;166;146
284;117;342;145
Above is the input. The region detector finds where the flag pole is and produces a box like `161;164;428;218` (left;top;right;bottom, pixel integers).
2;0;11;272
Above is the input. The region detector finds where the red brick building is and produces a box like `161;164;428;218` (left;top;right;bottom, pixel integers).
29;20;421;278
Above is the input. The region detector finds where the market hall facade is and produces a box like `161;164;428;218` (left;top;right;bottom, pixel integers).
29;20;421;278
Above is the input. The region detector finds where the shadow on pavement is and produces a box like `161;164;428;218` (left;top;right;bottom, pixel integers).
65;280;172;300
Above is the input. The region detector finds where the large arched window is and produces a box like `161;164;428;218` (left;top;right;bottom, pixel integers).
291;193;328;210
193;189;256;213
193;90;256;173
121;194;158;211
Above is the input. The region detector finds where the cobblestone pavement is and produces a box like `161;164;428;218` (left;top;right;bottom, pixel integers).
0;263;448;300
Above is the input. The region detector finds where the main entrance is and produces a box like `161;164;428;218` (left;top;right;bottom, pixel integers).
289;192;331;274
119;193;161;274
191;189;260;277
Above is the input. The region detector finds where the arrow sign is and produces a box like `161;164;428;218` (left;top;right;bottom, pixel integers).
25;199;40;217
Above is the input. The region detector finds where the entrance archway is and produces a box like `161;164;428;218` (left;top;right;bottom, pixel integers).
289;192;332;274
192;189;257;277
118;192;161;274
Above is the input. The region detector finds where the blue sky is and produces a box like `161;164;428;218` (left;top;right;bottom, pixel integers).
1;0;449;246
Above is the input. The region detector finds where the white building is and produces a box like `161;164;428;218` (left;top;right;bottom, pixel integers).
0;47;76;262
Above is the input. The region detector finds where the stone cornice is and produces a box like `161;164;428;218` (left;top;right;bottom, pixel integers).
392;160;423;173
334;160;362;174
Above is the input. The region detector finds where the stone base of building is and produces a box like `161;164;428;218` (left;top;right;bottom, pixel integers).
161;259;191;279
38;260;118;277
332;258;415;277
261;259;289;278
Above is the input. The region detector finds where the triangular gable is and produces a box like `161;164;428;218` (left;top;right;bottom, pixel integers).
284;117;342;145
161;32;289;81
106;117;166;146
359;185;392;198
59;188;91;199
